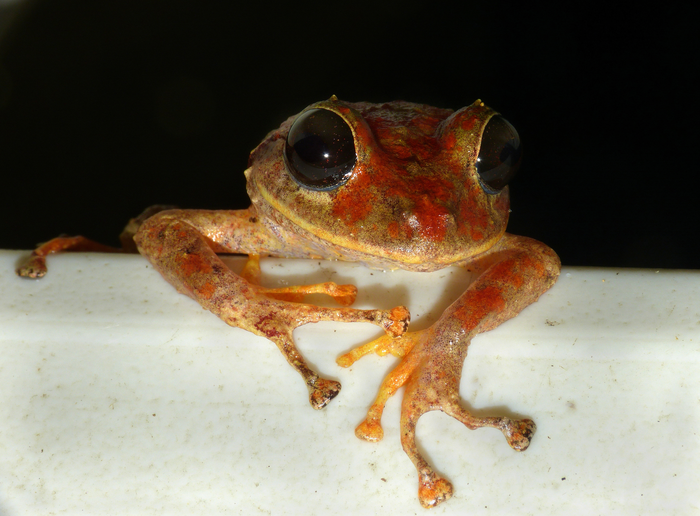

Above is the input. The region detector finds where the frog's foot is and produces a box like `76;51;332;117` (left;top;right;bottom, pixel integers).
337;329;425;368
398;370;536;508
400;401;535;508
350;328;535;507
344;331;424;441
444;405;536;451
497;417;536;451
305;372;342;410
417;469;453;509
253;300;410;410
17;236;122;278
261;329;341;410
241;254;357;305
239;255;409;408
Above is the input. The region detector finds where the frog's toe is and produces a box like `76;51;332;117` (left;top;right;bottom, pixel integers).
502;418;536;451
355;418;383;442
17;255;48;278
385;306;410;337
335;352;356;368
308;377;341;410
445;403;537;451
418;472;453;509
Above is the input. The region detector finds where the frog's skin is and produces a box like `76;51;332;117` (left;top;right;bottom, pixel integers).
18;97;560;508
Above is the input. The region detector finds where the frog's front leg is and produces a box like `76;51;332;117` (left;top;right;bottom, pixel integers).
343;234;560;508
134;209;409;409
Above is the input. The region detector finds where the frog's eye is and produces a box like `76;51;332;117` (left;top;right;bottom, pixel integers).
285;108;356;191
476;116;522;192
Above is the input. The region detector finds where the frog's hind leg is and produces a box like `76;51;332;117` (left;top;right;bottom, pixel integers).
345;236;558;507
16;236;123;278
16;204;176;278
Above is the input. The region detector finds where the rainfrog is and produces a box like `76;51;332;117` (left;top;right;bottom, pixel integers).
18;97;560;508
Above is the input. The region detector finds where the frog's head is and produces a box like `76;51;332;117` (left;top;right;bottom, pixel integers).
246;97;521;271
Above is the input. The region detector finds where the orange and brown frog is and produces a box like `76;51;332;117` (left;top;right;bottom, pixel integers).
17;97;560;508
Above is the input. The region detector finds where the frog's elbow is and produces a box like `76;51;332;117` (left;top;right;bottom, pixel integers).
133;209;184;248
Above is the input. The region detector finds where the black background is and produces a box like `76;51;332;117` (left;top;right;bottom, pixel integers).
0;1;697;268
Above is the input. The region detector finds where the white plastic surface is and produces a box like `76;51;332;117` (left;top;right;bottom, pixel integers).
1;250;699;514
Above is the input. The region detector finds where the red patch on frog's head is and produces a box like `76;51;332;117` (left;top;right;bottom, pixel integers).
330;100;508;244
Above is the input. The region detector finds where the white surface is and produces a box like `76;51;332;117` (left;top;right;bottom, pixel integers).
1;250;699;515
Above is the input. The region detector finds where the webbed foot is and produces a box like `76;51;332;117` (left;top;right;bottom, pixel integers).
348;325;536;508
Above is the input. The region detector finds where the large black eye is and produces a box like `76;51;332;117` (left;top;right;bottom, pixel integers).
285;108;357;190
476;116;522;192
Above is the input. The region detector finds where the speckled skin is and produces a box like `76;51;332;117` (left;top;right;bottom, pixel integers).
17;98;560;509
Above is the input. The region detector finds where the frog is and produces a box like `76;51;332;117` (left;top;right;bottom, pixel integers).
17;96;561;508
